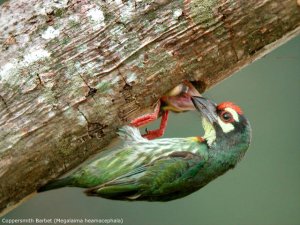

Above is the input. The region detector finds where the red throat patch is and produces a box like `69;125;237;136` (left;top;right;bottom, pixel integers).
217;102;243;115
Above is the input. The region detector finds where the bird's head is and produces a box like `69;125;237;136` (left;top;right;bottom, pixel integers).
161;81;201;112
191;96;251;149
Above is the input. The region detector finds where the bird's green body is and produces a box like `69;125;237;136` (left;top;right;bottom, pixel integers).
39;97;251;201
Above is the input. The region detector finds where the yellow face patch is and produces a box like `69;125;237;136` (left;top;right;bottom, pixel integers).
202;117;216;146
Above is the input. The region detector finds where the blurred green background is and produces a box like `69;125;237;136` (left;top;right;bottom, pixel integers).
1;0;300;224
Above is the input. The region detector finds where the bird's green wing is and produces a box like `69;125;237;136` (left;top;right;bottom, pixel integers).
85;151;206;200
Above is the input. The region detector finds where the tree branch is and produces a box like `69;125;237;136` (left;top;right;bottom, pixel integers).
0;0;299;214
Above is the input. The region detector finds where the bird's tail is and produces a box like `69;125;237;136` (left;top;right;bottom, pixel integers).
38;176;74;192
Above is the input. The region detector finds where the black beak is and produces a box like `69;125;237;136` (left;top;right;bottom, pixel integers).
191;96;218;123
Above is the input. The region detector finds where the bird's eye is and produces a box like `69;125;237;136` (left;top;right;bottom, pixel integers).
220;111;233;123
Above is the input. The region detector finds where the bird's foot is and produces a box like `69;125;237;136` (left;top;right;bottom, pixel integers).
142;111;169;140
130;102;161;127
142;129;164;140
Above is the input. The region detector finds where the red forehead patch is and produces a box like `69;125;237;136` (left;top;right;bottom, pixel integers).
217;102;243;115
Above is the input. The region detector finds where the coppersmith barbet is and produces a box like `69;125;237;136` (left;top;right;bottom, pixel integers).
39;96;251;201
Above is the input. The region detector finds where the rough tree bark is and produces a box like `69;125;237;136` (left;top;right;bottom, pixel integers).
0;0;299;214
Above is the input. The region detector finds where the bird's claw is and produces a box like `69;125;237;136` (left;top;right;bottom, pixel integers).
142;129;164;140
